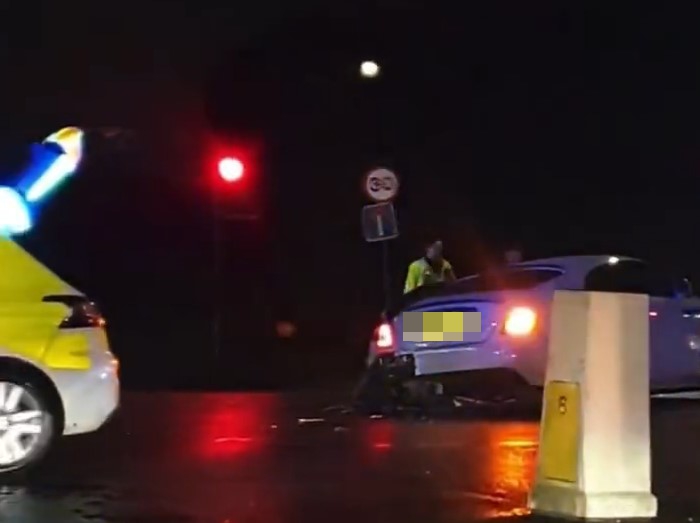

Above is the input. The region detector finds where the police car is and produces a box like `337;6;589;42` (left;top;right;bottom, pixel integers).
0;237;119;475
366;255;700;400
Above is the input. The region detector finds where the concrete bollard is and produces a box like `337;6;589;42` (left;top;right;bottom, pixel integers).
528;291;657;519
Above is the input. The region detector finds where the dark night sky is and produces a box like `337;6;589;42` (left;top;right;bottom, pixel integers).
2;2;700;385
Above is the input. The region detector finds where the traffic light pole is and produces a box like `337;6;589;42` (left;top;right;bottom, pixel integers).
211;190;222;362
211;183;260;366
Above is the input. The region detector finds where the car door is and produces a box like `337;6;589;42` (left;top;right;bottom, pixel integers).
584;260;696;390
644;268;699;389
675;282;700;389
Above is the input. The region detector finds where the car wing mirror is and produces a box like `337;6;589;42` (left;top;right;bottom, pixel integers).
673;277;693;298
683;278;694;298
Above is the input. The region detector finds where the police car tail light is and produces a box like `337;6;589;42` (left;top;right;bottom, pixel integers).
503;306;537;337
374;322;395;353
43;295;106;329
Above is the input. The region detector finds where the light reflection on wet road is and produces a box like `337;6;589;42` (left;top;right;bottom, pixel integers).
0;391;699;522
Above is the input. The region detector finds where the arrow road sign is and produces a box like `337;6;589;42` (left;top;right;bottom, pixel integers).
362;202;398;242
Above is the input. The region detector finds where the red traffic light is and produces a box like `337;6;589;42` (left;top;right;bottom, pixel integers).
218;157;244;182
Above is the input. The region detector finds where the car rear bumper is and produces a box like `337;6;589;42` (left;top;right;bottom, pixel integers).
48;331;120;436
369;338;546;385
410;346;515;376
369;342;514;372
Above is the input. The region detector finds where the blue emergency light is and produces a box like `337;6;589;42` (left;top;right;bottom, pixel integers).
0;127;84;237
0;187;31;235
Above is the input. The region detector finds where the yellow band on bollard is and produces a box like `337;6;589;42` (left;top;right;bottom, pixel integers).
539;380;580;484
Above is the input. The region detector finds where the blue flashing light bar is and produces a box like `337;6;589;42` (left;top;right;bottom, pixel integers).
0;187;31;236
0;127;84;236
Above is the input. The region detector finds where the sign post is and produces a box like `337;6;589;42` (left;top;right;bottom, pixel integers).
362;168;400;313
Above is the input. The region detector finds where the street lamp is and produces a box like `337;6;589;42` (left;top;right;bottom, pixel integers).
211;153;252;361
360;60;380;78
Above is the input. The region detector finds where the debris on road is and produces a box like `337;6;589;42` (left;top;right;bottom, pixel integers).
297;418;325;425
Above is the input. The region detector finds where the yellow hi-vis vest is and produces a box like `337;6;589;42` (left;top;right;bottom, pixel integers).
404;257;454;294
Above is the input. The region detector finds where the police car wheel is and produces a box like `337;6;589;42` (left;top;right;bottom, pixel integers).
0;373;58;477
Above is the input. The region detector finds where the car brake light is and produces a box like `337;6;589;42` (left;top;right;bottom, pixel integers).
504;306;537;337
43;295;106;329
374;322;395;353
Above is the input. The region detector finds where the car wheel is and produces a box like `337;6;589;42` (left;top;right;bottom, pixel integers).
0;371;59;477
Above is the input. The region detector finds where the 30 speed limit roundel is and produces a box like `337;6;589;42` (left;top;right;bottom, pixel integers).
363;168;399;202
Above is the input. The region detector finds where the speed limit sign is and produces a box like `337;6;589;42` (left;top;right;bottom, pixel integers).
363;168;399;202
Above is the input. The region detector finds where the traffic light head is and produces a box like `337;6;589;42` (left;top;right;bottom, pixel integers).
218;156;244;183
206;137;263;218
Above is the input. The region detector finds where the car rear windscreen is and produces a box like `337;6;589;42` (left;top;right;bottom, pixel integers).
390;267;563;318
449;268;564;294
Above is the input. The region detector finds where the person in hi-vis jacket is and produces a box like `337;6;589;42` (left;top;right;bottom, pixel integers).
404;238;456;293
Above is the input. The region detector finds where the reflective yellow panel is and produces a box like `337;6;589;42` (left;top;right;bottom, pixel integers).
43;332;91;370
0;303;68;362
540;380;580;483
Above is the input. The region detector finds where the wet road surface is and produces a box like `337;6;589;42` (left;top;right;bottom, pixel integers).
2;390;700;522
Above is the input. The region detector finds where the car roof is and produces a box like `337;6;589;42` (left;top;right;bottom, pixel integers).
391;254;644;317
508;254;643;274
